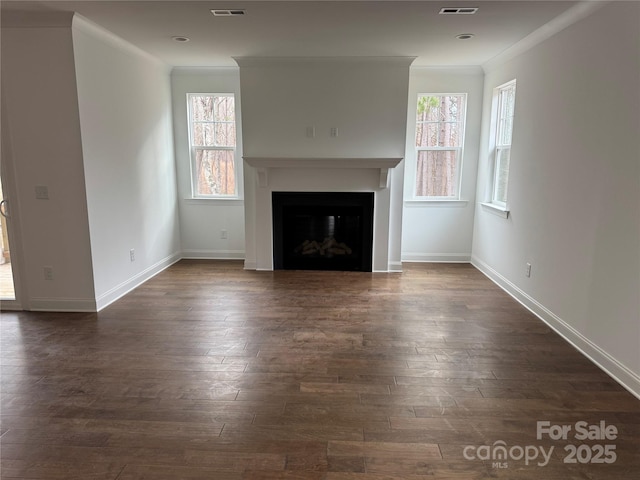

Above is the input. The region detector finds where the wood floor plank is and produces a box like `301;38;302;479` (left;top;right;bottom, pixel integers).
1;261;639;479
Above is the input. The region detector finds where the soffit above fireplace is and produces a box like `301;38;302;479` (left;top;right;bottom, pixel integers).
243;157;403;188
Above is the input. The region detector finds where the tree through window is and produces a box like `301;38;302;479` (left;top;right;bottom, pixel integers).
188;94;237;196
415;94;467;198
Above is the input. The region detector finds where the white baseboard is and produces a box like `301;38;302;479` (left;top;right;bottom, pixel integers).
94;251;182;311
388;261;403;272
243;260;257;270
29;297;97;312
181;249;245;260
402;253;471;263
0;299;23;311
471;255;640;401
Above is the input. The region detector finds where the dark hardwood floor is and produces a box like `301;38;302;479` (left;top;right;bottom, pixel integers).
1;261;638;479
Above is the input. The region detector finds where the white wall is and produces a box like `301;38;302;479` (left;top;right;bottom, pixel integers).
472;1;640;396
1;13;96;311
72;17;181;309
170;68;245;259
237;57;413;271
402;67;484;262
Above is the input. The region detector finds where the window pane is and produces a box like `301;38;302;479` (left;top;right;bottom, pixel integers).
497;85;516;146
215;122;236;147
499;117;513;146
417;95;465;123
415;123;424;146
494;147;511;204
492;81;516;204
416;122;438;147
415;150;458;197
192;123;217;146
439;122;461;147
417;96;440;122
214;96;235;122
445;95;464;122
191;96;214;121
195;149;236;196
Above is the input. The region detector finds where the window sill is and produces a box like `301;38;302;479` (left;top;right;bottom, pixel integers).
480;202;510;218
404;199;469;207
184;198;244;206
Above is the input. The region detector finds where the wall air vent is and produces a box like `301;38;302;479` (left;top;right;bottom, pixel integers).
439;7;479;15
211;9;246;16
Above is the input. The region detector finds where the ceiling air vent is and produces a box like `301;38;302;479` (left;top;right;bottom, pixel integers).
211;9;246;16
439;7;479;15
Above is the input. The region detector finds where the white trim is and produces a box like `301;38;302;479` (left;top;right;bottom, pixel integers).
412;93;468;200
29;297;97;313
172;66;239;75
243;260;257;270
244;157;402;190
490;81;516;205
72;14;168;70
388;261;403;273
234;56;416;67
480;202;510;218
0;300;23;311
181;250;245;260
183;198;244;206
471;256;640;401
243;157;402;169
410;65;484;76
404;199;468;207
94;252;182;311
187;93;240;198
402;253;471;263
482;1;609;73
1;11;74;28
1;83;29;310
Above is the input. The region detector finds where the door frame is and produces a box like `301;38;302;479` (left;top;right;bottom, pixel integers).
0;85;28;310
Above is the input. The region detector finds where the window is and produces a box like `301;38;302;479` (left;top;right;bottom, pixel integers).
414;94;467;198
491;81;516;206
188;94;237;197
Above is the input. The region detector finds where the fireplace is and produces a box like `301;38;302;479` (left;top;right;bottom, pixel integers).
272;192;374;272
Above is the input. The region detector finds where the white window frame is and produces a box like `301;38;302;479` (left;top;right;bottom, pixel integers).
187;93;239;199
489;80;516;209
413;93;467;200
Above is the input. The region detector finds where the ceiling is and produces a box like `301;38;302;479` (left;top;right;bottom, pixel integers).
2;0;584;67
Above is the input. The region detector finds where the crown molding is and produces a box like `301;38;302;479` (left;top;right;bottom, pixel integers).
72;14;168;71
1;10;73;28
483;1;610;73
233;56;417;68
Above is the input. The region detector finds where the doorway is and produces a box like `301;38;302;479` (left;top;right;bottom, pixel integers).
0;173;16;301
1;88;23;309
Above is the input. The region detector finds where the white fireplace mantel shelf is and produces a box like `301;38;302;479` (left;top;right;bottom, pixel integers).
243;157;403;189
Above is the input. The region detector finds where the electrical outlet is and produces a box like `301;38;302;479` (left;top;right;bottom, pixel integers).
221;229;228;239
43;266;54;281
330;127;339;137
130;249;135;262
525;262;532;278
306;126;315;138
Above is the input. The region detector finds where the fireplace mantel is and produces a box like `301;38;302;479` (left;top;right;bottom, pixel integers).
243;157;403;188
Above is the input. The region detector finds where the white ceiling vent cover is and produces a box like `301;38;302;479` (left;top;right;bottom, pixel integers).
439;7;479;15
211;9;246;16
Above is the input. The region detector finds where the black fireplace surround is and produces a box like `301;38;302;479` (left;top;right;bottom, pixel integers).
272;192;374;272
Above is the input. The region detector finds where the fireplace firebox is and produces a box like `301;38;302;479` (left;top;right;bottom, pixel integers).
272;192;374;272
